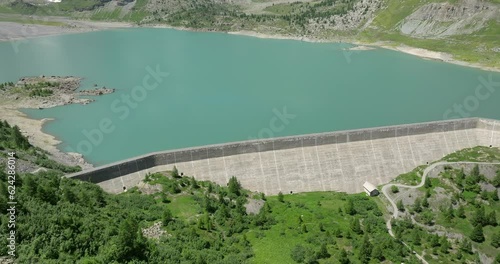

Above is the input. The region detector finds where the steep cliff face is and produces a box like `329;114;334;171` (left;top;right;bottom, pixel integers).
399;0;500;38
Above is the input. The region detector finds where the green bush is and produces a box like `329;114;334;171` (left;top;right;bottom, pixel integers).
35;156;81;173
29;88;54;97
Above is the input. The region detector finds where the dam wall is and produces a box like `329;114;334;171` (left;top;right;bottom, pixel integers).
67;118;500;194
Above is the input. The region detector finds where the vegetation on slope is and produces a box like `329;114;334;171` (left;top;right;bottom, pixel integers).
387;147;500;263
1;123;500;263
0;167;423;263
0;120;81;173
442;146;500;163
0;119;423;263
360;0;500;67
1;0;499;67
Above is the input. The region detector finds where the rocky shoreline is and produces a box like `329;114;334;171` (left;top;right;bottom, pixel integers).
1;19;499;73
4;76;115;108
0;76;115;169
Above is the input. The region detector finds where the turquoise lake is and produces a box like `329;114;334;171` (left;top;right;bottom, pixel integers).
0;28;499;165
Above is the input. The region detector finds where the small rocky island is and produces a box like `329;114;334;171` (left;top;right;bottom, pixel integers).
0;75;114;109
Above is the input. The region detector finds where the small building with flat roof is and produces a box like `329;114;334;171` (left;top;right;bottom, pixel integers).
363;181;379;196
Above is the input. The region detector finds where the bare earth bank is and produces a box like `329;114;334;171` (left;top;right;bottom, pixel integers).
0;19;498;170
0;20;498;72
0;20;133;42
0;76;114;169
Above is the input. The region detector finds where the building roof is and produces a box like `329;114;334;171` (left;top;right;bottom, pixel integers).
363;181;377;192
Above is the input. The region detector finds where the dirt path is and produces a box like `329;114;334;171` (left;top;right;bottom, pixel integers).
381;161;500;264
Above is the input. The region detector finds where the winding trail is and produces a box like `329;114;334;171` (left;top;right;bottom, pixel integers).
381;161;500;264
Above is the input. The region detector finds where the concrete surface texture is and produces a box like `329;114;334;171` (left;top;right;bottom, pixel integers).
67;118;500;194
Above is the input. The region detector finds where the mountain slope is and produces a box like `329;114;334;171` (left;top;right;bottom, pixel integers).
0;0;499;67
361;0;500;67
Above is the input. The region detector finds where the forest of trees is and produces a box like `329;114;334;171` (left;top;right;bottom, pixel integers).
0;120;81;173
0;169;265;263
392;164;500;263
0;168;423;263
0;126;417;264
0;121;31;151
1;120;499;263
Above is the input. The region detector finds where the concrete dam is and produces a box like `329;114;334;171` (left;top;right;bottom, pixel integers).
68;118;500;195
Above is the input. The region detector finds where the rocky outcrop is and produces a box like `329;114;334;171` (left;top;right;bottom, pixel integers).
330;0;382;31
0;76;114;109
244;198;264;214
77;87;115;96
142;222;168;239
0;76;115;170
400;0;500;38
137;181;163;194
307;0;382;32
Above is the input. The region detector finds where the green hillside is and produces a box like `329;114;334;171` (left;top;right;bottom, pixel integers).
1;118;500;263
0;119;420;263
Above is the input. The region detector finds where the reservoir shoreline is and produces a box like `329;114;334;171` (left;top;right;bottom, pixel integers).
0;106;94;169
0;21;498;73
1;21;499;169
0;76;114;169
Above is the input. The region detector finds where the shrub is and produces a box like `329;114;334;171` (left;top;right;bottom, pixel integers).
291;244;306;263
277;191;284;203
397;200;404;212
491;232;500;248
172;166;180;178
29;88;53;97
470;224;485;243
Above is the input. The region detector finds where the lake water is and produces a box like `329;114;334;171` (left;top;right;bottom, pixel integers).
1;28;499;165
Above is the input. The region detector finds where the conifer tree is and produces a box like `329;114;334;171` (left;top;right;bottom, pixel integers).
470;224;485;243
12;125;30;150
345;199;356;215
397;200;405;212
457;205;465;218
495;253;500;264
471;206;486;226
492;171;500;187
491;190;499;201
359;234;372;264
488;211;498;226
471;164;480;179
460;238;473;254
278;191;284;203
413;198;422;213
339;249;350;264
424;177;432;188
317;243;329;259
172;166;179;178
228;176;241;196
440;236;450;253
413;230;421;245
162;209;173;226
491;231;500;248
371;244;384;261
422;196;429;208
350;218;363;234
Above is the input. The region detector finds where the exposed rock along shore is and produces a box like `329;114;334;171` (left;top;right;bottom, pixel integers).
0;75;115;169
4;75;115;109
